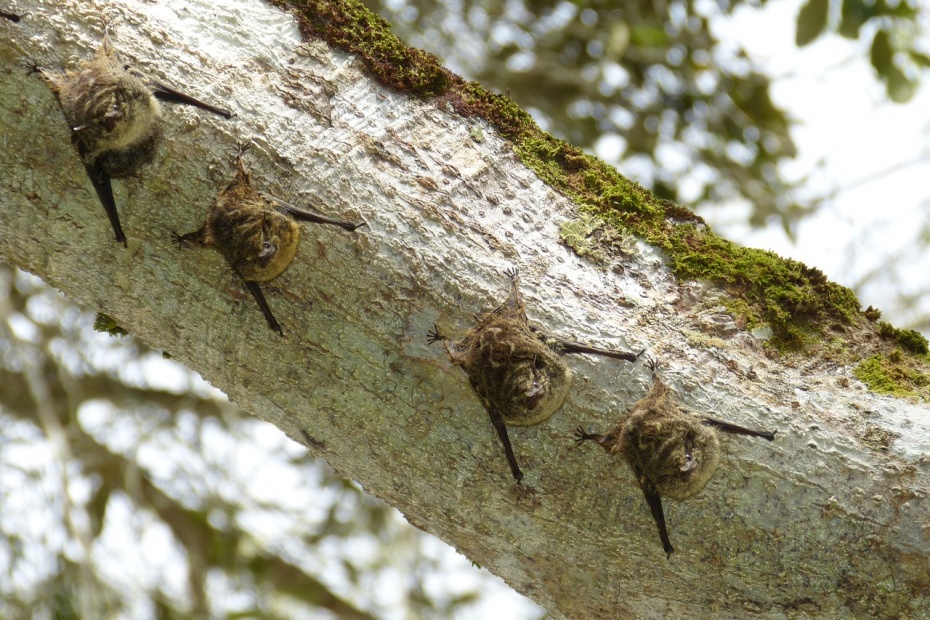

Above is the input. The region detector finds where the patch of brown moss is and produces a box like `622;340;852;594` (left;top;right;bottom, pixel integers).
273;0;451;96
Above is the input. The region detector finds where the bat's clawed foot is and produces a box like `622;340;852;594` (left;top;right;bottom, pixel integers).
235;141;251;159
233;141;252;173
170;231;191;249
426;324;446;345
573;426;603;447
25;59;45;77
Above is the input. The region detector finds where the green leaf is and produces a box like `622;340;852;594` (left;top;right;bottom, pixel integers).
875;0;917;19
88;486;111;538
886;65;917;103
796;0;830;47
909;50;930;68
839;0;872;39
871;31;917;103
630;25;670;47
870;28;893;74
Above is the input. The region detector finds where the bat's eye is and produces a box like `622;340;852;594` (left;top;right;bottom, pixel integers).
259;240;276;258
533;356;545;370
103;103;124;131
526;381;545;409
680;435;698;473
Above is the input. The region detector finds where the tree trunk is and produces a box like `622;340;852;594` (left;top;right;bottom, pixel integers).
1;1;928;618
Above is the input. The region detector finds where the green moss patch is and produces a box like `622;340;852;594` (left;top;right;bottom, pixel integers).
559;213;636;266
663;231;860;348
274;0;451;96
877;321;929;355
93;313;128;337
854;354;930;399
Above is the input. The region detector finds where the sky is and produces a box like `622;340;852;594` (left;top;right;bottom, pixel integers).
709;0;930;330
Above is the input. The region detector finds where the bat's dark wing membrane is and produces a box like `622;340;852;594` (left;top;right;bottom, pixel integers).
553;337;643;362
473;387;524;482
261;193;365;231
636;470;674;559
241;278;282;336
150;80;234;119
702;416;776;441
83;162;126;246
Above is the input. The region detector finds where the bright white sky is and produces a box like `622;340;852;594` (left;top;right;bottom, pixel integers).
710;0;930;329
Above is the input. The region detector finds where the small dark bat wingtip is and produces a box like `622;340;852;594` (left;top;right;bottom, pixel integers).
267;312;284;337
242;279;284;336
113;219;127;246
83;163;127;246
338;220;366;232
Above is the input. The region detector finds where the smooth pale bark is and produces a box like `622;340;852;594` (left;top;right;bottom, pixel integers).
1;1;928;618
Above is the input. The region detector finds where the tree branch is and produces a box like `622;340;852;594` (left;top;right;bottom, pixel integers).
2;1;929;618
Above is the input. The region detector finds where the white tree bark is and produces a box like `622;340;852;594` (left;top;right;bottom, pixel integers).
2;1;929;618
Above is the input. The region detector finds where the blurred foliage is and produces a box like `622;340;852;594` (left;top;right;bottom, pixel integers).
796;0;926;102
0;265;528;619
361;0;928;237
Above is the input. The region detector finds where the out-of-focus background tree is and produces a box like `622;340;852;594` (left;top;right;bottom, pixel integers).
2;0;928;618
